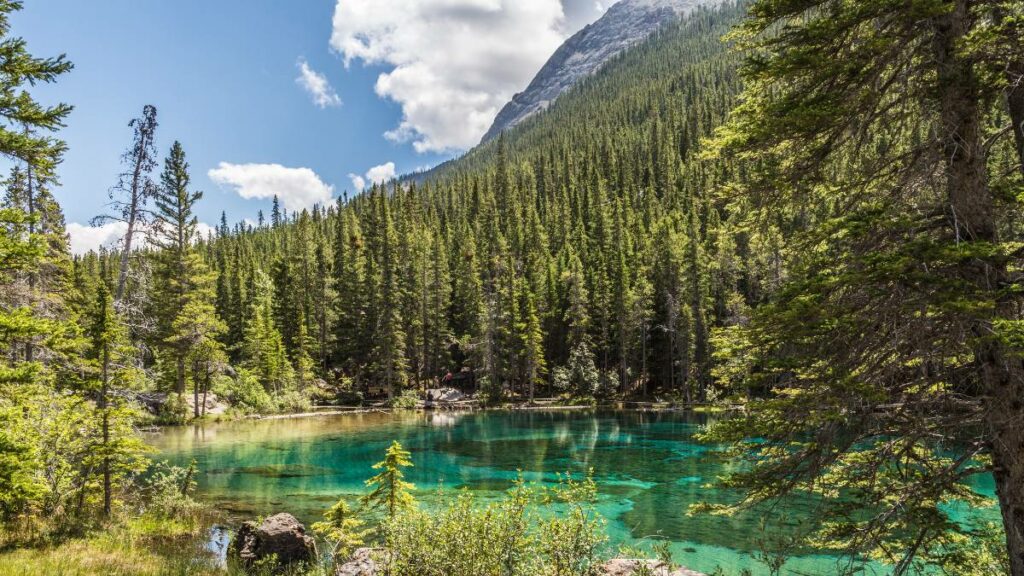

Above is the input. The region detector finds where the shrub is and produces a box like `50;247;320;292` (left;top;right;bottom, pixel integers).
477;376;505;406
311;498;369;561
222;369;276;414
314;375;363;406
389;390;420;410
156;393;190;425
142;461;203;522
553;342;600;398
276;389;313;414
377;475;606;576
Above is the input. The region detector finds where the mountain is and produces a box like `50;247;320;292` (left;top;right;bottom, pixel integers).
479;0;720;144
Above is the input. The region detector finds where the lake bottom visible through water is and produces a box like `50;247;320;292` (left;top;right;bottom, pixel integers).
150;409;997;576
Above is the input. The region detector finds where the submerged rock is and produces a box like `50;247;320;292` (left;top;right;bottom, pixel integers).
600;558;707;576
231;512;316;572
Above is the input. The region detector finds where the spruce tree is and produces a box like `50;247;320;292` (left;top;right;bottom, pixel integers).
704;0;1024;569
361;440;416;520
150;142;225;407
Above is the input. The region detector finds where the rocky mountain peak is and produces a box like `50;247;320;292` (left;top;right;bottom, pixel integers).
480;0;718;144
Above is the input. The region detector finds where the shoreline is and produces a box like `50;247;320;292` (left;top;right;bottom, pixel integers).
153;401;742;428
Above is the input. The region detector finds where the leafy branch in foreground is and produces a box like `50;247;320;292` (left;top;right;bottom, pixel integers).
700;0;1024;572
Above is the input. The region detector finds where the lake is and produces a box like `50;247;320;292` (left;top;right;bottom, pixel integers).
150;409;996;575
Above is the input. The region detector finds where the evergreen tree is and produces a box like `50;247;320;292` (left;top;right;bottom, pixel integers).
312;498;369;560
241;269;293;394
361;440;416;520
86;279;146;515
704;0;1024;569
150;142;225;406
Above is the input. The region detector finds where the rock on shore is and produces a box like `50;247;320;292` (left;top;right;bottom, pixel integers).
231;513;316;572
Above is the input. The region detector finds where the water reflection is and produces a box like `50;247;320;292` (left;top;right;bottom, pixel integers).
149;410;991;576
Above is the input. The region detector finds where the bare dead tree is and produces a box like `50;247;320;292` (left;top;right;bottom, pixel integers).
93;105;158;304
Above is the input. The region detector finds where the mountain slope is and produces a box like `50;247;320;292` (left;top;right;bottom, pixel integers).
479;0;722;144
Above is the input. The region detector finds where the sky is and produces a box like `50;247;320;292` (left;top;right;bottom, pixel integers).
13;0;611;254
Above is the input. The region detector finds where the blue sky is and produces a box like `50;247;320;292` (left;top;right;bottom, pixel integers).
14;0;608;252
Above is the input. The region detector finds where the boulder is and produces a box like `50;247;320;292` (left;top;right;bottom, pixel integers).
425;388;464;403
231;513;316;572
599;559;707;576
335;548;384;576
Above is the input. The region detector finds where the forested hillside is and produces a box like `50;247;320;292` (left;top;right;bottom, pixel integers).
74;2;754;410
5;0;1024;571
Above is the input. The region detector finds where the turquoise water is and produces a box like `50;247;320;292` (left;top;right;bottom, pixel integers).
150;410;996;576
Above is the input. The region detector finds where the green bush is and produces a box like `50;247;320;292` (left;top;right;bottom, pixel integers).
222;369;276;414
376;475;606;576
389;390;420;410
142;461;203;521
313;375;363;406
552;342;600;399
155;393;190;425
477;376;505;406
276;389;313;413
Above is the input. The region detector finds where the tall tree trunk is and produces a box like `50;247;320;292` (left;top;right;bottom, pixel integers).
25;158;34;364
1008;66;1024;175
985;350;1024;575
101;342;111;517
202;365;210;417
934;3;1024;573
689;217;709;404
993;5;1024;174
115;152;149;303
192;358;200;420
177;352;186;398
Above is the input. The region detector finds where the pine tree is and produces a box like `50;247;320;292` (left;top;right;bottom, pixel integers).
516;281;545;402
150;142;225;406
312;498;369;560
86;279;146;515
361;440;416;520
703;0;1024;570
367;188;408;400
333;206;368;373
271;195;282;228
241;269;293;394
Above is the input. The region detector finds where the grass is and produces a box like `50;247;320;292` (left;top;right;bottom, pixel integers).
0;514;223;576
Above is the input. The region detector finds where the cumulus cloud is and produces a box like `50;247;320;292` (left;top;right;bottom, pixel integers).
296;59;342;108
366;162;397;185
348;173;366;191
68;222;128;255
208;162;334;212
67;221;218;255
348;162;397;191
331;0;569;153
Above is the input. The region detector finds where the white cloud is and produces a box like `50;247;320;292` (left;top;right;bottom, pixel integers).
348;162;397;191
67;221;218;255
196;222;217;240
68;221;128;255
208;162;334;212
296;59;342;108
366;162;397;185
348;173;366;191
331;0;569;152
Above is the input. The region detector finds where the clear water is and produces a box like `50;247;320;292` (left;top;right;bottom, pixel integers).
149;409;997;576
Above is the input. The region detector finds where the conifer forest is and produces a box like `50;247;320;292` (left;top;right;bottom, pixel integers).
1;0;1023;574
